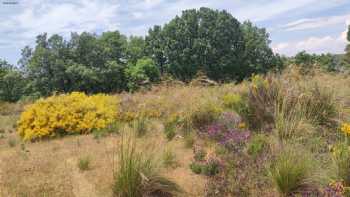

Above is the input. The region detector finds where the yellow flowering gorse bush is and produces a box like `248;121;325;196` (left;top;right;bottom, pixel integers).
341;123;350;135
18;92;117;141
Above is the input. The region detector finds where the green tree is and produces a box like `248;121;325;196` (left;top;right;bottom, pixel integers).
146;25;167;75
126;36;146;65
241;21;284;77
126;58;160;91
0;59;26;102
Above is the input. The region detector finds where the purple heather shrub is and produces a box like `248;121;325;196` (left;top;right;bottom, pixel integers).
217;112;242;130
220;128;251;146
207;124;223;140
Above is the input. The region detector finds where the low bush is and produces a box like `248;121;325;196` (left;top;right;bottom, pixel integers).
78;156;91;171
17;92;117;141
190;102;221;131
163;115;179;141
222;93;247;115
189;162;202;174
270;147;316;196
113;135;181;197
247;134;269;158
202;159;220;176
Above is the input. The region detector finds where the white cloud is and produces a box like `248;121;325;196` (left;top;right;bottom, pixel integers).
0;0;120;46
272;32;347;56
283;14;350;31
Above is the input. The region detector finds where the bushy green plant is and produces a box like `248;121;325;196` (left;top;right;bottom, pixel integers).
222;93;248;115
163;116;178;141
190;102;221;130
202;159;220;176
270;147;315;196
247;134;268;158
189;162;202;174
194;149;206;161
78;156;91;171
113;135;181;197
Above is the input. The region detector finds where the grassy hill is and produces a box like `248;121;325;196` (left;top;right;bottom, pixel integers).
0;68;349;197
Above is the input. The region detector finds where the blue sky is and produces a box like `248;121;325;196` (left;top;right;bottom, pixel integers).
0;0;349;65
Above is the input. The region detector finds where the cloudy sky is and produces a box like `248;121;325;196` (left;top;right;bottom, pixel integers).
0;0;350;64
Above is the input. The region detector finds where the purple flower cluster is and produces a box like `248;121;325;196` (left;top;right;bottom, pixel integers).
220;129;251;145
217;112;242;130
206;112;250;150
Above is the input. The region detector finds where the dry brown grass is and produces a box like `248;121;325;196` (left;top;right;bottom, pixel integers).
0;70;349;197
0;121;206;197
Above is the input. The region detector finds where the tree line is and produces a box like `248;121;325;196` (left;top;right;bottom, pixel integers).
0;7;349;102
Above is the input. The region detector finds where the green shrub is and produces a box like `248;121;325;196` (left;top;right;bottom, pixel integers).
202;159;220;176
113;135;181;197
270;147;315;196
78;156;91;171
191;102;221;130
162;148;178;168
189;162;202;174
194;149;206;161
247;134;268;158
163;117;178;141
222;93;247;114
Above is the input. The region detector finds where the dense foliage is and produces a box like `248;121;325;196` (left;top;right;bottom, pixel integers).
17;92;117;141
0;7;284;102
0;8;349;102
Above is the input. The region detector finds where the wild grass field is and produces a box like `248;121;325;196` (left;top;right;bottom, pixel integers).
0;68;350;197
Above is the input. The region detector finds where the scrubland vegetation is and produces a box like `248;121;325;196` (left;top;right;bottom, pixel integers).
1;6;350;197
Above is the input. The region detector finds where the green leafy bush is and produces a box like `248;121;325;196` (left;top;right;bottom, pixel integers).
78;156;91;171
247;134;268;158
189;162;202;174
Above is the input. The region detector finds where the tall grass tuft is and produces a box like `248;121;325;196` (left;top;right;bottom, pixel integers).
133;116;148;137
270;146;316;196
113;135;181;197
333;143;350;186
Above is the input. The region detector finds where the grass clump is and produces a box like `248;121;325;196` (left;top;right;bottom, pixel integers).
113;135;181;197
8;137;16;147
133;117;148;137
247;134;269;158
332;143;350;186
189;162;202;174
270;146;316;196
163;115;178;141
78;156;91;171
162;148;178;168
